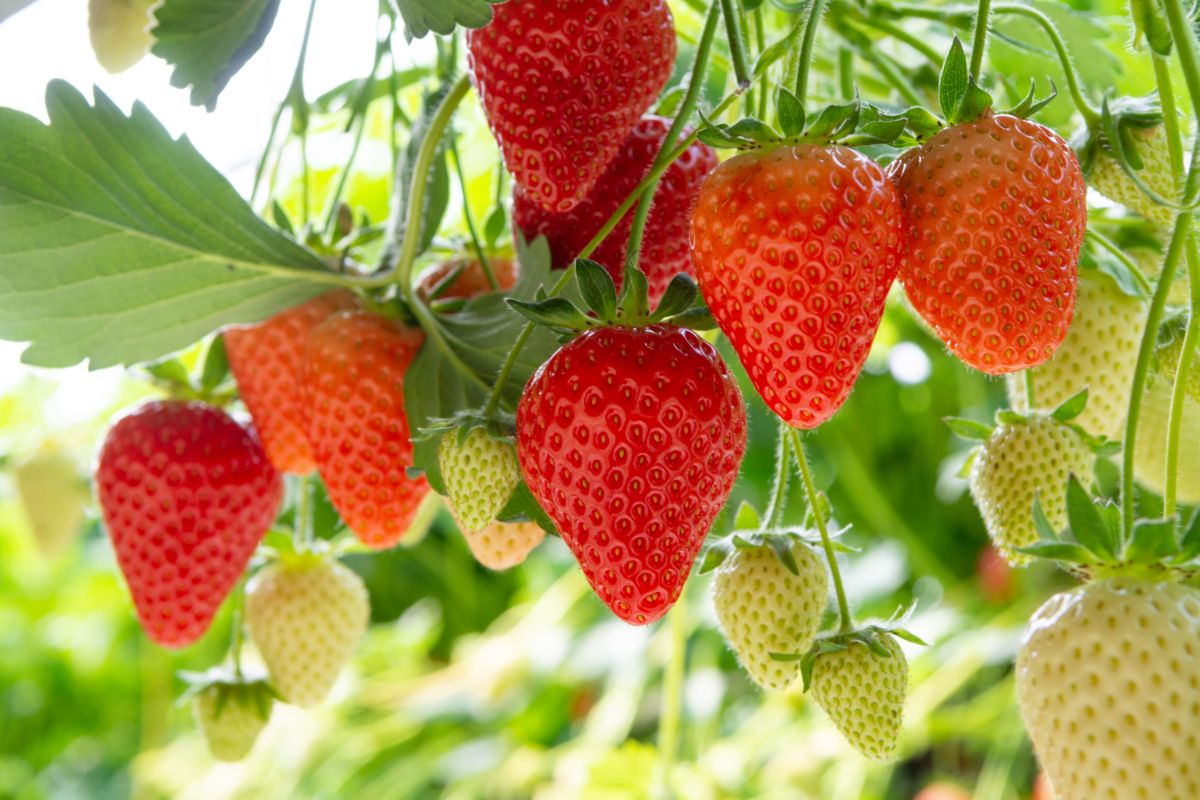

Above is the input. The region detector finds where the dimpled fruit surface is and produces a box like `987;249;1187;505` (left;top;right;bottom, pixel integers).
889;112;1086;374
301;310;429;549
690;144;904;429
811;633;908;762
1017;579;1200;800
95;401;283;648
517;325;747;624
245;555;370;708
466;0;676;213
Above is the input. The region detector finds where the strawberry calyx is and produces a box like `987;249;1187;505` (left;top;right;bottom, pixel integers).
696;94;916;151
178;667;278;718
1017;473;1200;582
140;336;235;408
507;258;714;333
772;603;926;692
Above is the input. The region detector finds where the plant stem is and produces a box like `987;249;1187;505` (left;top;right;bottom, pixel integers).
654;587;688;800
291;0;320;223
990;4;1098;125
788;429;852;633
796;0;830;103
837;47;855;100
296;473;314;550
449;136;498;290
763;422;792;529
230;591;245;679
969;0;991;79
392;75;472;307
626;2;721;277
720;0;752;88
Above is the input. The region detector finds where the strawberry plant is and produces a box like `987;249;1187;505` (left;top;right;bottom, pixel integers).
3;0;1200;797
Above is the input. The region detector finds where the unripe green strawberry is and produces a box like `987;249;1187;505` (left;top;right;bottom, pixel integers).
439;428;520;532
450;503;545;571
245;554;369;708
810;633;907;762
969;414;1094;565
192;677;273;762
1086;127;1176;229
711;540;828;691
1006;272;1146;441
1017;579;1200;800
1133;340;1200;503
13;449;89;558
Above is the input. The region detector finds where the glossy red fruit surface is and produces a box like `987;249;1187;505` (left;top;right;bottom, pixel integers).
225;290;359;474
466;0;676;214
516;325;747;625
96;400;283;648
691;144;904;429
301;310;429;549
514;115;718;304
888;112;1086;373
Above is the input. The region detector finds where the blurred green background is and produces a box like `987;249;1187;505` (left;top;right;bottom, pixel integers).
0;0;1175;798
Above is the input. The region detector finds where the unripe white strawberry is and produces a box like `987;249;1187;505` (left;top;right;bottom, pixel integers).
969;414;1094;565
1133;340;1200;503
810;632;907;762
1086;127;1176;228
451;502;545;570
711;538;828;691
13;449;89;558
88;0;156;74
1006;272;1146;441
192;678;273;762
245;554;370;707
439;428;521;531
1017;579;1200;800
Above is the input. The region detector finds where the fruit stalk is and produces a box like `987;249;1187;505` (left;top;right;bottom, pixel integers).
763;423;792;528
968;0;991;78
625;2;721;276
653;588;688;799
990;4;1098;125
795;0;830;102
719;0;752;89
789;429;852;633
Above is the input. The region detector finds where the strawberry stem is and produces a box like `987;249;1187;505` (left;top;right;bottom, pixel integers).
295;473;315;551
762;423;792;529
449;135;499;291
653;585;688;797
719;0;752;89
795;0;830;103
789;429;853;633
968;0;991;80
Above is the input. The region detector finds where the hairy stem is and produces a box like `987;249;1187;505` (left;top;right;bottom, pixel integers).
969;0;991;79
796;0;830;103
789;429;853;633
763;422;792;529
720;0;752;88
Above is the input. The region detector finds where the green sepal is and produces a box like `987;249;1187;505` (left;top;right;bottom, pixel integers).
177;668;279;721
483;205;507;250
1051;388;1089;422
699;528;825;575
1000;79;1058;119
648;274;701;323
495;480;559;537
1131;0;1173;55
506;297;594;332
200;336;231;392
1124;516;1181;563
616;267;650;323
783;611;925;693
1177;508;1200;562
144;358;193;390
1014;541;1095;563
733;501;762;531
575;258;618;321
663;305;719;330
938;37;993;125
1064;474;1118;561
777;89;806;139
944;416;994;441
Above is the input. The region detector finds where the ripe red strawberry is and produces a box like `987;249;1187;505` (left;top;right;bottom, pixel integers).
517;325;746;624
888;112;1087;373
514;116;718;303
466;0;676;213
95;400;283;648
301;310;429;549
225;291;359;474
691;144;904;428
415;257;519;300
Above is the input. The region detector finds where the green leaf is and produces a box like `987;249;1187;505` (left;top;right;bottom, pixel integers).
1051;388;1089;422
495;480;557;536
483;205;507;250
944;417;994;441
1065;475;1116;560
723;117;781;144
574;259;617;321
390;0;501;38
766;537;799;575
939;37;970;121
777;89;805;139
0;83;329;368
152;0;281;111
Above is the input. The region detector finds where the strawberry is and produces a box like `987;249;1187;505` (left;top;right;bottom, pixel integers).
13;448;89;558
191;676;274;762
95;400;283;648
889;111;1087;374
710;535;829;691
451;506;546;571
968;413;1094;566
914;785;971;800
1032;774;1056;800
516;324;746;625
1086;126;1176;228
1017;579;1200;800
225;290;359;475
1006;270;1146;441
466;0;676;213
439;428;521;531
1133;339;1200;503
514;116;718;304
244;553;370;708
810;631;908;762
415;257;519;300
300;310;430;549
690;144;904;428
975;543;1015;604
